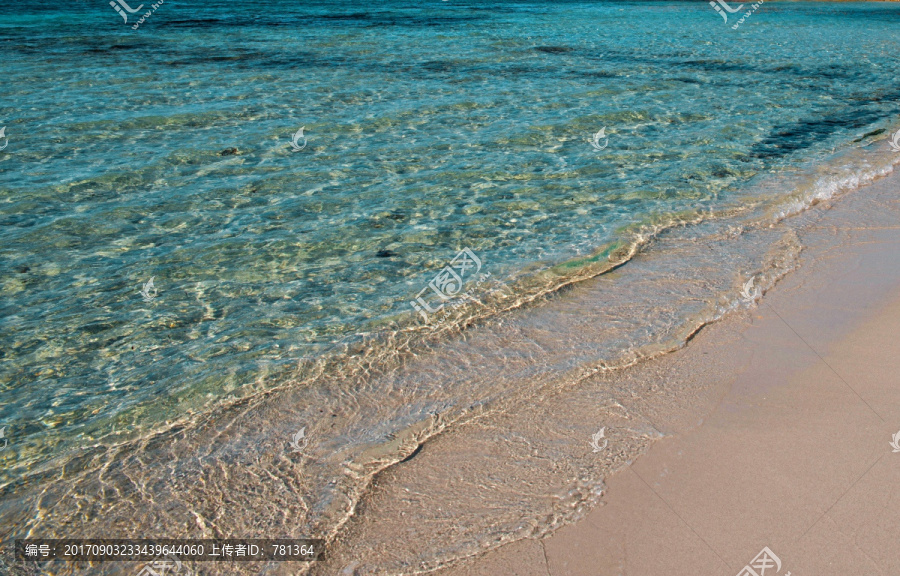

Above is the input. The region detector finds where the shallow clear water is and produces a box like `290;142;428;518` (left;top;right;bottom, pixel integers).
2;0;900;566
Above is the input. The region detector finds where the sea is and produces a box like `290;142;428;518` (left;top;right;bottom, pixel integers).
1;1;900;574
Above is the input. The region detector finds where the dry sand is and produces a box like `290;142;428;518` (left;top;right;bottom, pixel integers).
430;171;900;574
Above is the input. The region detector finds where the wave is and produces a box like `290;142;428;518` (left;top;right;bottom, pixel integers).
4;127;898;576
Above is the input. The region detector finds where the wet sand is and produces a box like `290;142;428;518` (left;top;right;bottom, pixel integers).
426;173;900;574
316;162;900;575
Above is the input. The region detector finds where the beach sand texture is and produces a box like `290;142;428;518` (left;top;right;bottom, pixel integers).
319;161;900;575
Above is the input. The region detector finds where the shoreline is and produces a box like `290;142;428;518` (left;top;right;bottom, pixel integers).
315;158;900;574
3;143;898;575
423;163;900;574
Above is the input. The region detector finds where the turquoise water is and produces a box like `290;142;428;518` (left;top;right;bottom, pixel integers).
2;0;900;540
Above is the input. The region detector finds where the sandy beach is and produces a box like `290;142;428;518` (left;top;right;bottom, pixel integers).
431;175;900;574
313;162;900;575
